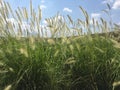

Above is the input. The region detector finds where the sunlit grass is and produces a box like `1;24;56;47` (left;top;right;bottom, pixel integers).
0;1;120;90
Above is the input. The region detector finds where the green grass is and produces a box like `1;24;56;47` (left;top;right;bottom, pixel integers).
0;1;120;90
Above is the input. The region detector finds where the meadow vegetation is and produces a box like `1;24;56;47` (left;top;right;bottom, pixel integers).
0;1;120;90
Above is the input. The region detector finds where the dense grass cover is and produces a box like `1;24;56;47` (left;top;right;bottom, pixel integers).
0;1;120;90
0;36;120;90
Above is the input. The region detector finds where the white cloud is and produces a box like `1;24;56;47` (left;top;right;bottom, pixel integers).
6;18;17;24
43;19;48;25
112;0;120;9
40;5;47;9
117;22;120;25
58;15;64;20
91;13;101;18
102;0;113;4
41;0;45;3
63;8;72;13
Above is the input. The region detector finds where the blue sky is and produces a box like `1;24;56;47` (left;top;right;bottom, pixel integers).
3;0;120;25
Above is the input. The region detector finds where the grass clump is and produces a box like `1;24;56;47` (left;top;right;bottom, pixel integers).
0;38;52;90
68;37;120;90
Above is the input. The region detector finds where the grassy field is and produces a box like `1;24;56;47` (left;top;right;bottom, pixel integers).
0;1;120;90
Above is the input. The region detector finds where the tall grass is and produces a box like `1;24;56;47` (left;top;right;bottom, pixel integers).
0;1;120;90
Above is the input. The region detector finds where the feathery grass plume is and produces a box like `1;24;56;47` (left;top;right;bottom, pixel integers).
32;9;36;23
105;21;108;32
75;42;80;51
4;85;12;90
3;1;9;18
61;37;68;44
15;10;22;24
29;36;36;50
30;9;36;29
36;18;40;37
94;47;104;53
67;15;73;25
41;27;44;37
79;6;91;33
30;0;33;18
113;81;120;90
76;19;83;35
92;18;96;32
7;21;15;36
47;38;55;45
66;39;71;44
114;24;120;31
79;6;86;16
9;67;14;72
29;36;35;44
18;7;24;20
103;3;113;31
69;44;74;53
79;6;89;21
30;19;34;32
38;6;42;23
85;10;89;26
45;16;58;37
18;23;22;37
65;57;76;65
54;50;59;57
0;5;7;23
0;2;5;18
19;48;28;57
100;18;107;33
78;19;84;25
23;8;28;21
96;20;101;33
6;2;15;18
107;3;111;10
111;39;120;48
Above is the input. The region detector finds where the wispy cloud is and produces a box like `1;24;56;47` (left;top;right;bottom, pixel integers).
112;0;120;9
41;0;45;3
102;0;113;4
40;5;47;9
63;8;72;13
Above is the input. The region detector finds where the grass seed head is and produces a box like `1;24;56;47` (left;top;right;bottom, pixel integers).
29;37;35;44
69;44;74;52
111;39;120;48
54;50;59;57
4;84;12;90
113;81;120;87
47;39;55;45
19;48;28;57
65;57;76;64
